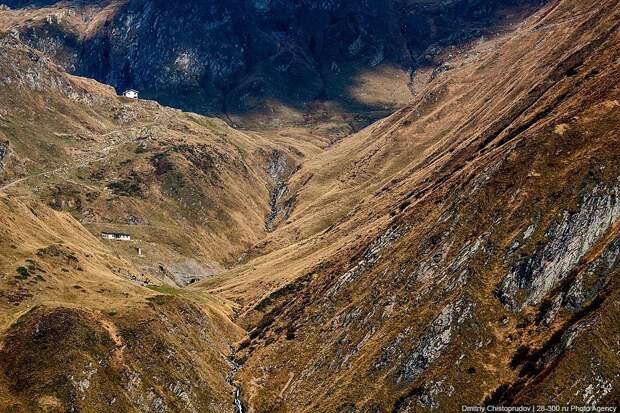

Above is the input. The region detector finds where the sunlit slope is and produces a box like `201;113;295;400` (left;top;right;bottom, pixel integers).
0;195;245;412
206;0;620;411
0;32;322;286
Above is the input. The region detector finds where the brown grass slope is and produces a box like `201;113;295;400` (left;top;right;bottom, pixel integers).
0;32;322;286
0;31;318;412
204;0;620;411
0;196;244;412
1;0;619;411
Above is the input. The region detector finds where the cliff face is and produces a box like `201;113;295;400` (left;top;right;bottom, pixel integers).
1;0;544;126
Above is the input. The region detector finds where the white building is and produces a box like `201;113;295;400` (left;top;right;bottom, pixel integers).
123;89;139;99
101;232;131;241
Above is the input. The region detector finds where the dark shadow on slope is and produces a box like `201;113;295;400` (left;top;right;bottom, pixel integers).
3;0;548;130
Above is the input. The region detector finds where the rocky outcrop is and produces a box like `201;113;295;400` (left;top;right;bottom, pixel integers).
0;140;8;171
396;298;473;385
0;33;97;105
265;150;292;231
497;180;620;309
565;234;620;312
329;224;410;296
0;140;7;161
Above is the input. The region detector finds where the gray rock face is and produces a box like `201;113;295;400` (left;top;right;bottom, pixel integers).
497;180;620;309
565;234;620;312
329;224;410;296
541;294;563;326
265;150;291;231
0;140;8;164
0;34;96;105
397;298;473;384
398;377;455;411
543;319;592;367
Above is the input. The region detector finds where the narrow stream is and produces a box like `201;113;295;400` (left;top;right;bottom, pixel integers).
226;349;245;413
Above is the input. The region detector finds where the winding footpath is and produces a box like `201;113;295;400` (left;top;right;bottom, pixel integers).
0;124;155;194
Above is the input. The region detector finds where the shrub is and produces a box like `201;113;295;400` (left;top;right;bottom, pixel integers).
15;266;30;280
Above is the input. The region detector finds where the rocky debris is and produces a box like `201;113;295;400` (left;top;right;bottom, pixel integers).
497;181;620;309
541;294;563;326
123;371;168;413
70;362;97;399
507;221;538;255
155;260;220;287
395;228;485;302
265;150;294;231
399;377;456;411
265;150;288;181
128;273;151;287
397;298;473;385
542;294;562;326
576;375;614;405
226;351;245;413
168;381;198;413
126;214;146;225
112;105;139;124
266;182;288;231
329;224;410;296
440;236;485;294
564;275;584;312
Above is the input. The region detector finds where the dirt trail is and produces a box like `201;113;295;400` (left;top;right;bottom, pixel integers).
0;124;156;194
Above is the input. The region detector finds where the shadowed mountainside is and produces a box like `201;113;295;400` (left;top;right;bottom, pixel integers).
0;0;544;129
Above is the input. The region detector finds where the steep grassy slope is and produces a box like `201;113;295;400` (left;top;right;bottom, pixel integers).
0;32;269;413
0;0;618;411
198;0;620;410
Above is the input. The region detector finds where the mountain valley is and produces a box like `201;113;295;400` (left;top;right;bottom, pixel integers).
0;0;619;412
